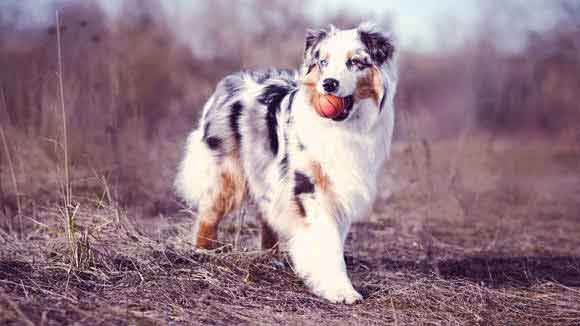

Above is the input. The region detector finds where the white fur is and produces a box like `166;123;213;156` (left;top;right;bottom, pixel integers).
315;29;365;97
174;129;217;207
288;212;361;303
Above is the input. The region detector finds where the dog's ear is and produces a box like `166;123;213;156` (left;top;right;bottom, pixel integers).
357;22;394;66
303;28;327;68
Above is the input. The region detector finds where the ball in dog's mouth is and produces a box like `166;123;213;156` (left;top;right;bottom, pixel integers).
314;94;354;121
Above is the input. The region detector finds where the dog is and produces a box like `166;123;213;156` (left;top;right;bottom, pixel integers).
175;22;397;304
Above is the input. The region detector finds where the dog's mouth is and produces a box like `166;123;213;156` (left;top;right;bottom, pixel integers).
332;95;354;122
331;95;354;122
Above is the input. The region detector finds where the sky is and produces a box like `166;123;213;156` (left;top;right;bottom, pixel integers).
310;0;482;51
2;0;568;52
309;0;567;52
101;0;484;51
102;0;567;52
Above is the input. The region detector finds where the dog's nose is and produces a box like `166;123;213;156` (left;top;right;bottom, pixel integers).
322;78;339;93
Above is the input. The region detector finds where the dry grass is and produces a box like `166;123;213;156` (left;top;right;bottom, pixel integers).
1;136;579;325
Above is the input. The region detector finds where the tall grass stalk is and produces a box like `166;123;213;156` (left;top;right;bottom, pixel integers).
56;10;87;268
56;10;71;209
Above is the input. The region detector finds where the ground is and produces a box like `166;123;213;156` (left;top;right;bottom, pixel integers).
1;136;579;325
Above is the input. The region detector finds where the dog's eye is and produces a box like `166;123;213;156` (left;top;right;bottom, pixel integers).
348;58;361;67
319;59;328;67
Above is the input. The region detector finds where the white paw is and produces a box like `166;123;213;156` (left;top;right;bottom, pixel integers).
314;283;363;304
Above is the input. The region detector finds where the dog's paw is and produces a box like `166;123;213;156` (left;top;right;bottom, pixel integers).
315;284;363;304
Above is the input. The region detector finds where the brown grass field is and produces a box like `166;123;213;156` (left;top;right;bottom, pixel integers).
2;135;579;325
1;1;580;325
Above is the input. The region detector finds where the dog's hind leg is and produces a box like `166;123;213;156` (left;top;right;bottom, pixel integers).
193;157;247;249
194;207;221;249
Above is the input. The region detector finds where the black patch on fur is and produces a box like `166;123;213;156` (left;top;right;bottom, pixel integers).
205;136;222;150
266;109;279;154
294;172;315;196
280;136;290;177
285;89;298;124
278;90;298;178
279;154;289;177
202;122;223;152
202;122;211;139
305;30;327;54
230;101;243;144
347;58;372;70
304;29;327;66
286;90;298;114
258;84;294;105
295;197;307;217
379;86;387;112
258;84;294;155
293;170;315;221
358;29;394;66
362;62;373;69
297;140;306;151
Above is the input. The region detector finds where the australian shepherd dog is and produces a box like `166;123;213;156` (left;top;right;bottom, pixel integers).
175;22;398;303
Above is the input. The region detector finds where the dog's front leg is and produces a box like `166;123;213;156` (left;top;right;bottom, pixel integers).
288;214;361;304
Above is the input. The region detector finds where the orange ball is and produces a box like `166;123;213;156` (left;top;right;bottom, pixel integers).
314;94;346;119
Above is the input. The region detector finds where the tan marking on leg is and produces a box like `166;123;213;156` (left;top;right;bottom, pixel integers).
309;161;345;221
210;172;239;215
213;153;247;214
195;220;219;249
195;154;247;249
310;161;331;192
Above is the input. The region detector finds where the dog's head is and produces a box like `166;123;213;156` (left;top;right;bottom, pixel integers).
301;22;397;125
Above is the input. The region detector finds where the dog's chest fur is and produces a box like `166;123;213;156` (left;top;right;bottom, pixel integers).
236;79;389;225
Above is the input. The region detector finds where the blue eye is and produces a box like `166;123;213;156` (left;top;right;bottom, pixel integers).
319;59;328;67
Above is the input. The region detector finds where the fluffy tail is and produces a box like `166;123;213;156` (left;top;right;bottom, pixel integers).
174;129;218;208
